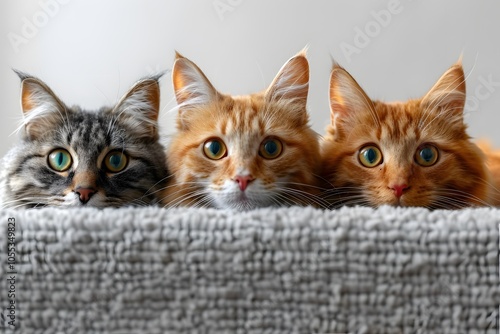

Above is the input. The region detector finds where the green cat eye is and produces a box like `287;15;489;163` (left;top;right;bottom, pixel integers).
203;138;227;160
358;145;383;168
259;138;283;159
104;150;128;173
415;145;439;167
48;149;73;172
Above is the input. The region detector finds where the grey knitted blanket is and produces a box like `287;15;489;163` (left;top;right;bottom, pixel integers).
0;206;498;334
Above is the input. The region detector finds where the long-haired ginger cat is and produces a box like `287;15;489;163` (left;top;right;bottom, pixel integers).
162;51;325;210
321;61;495;209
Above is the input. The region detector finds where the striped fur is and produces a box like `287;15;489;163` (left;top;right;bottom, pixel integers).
162;51;325;210
321;62;495;209
0;73;168;208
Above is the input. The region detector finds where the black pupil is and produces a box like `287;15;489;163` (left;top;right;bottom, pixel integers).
210;141;221;155
110;154;121;167
265;141;277;155
420;148;434;162
365;149;377;163
57;152;64;166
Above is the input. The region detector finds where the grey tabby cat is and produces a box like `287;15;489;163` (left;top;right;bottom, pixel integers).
0;72;168;208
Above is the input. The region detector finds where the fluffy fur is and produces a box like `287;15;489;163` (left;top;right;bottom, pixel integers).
321;62;495;209
162;51;325;210
475;140;500;205
0;72;168;208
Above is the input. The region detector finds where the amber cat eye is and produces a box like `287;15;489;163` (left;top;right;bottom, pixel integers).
48;148;73;172
358;145;383;168
415;145;439;167
259;138;283;159
104;150;128;173
203;138;227;160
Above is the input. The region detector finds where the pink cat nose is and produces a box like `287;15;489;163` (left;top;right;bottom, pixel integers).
233;175;255;191
390;184;409;198
75;187;96;204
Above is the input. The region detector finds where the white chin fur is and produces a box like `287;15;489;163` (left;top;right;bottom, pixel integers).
211;180;275;210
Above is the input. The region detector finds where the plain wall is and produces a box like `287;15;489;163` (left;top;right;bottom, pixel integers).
1;0;499;157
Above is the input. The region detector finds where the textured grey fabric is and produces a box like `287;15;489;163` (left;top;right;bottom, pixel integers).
0;206;499;334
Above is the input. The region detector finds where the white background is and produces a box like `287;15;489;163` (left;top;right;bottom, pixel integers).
1;0;499;157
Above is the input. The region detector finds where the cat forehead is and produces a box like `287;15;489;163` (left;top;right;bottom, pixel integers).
375;100;462;142
350;101;454;150
192;95;281;134
373;100;419;118
41;108;128;145
65;109;113;132
219;99;264;135
356;101;420;140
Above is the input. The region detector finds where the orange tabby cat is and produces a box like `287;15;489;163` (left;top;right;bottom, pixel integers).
321;61;494;209
162;51;324;210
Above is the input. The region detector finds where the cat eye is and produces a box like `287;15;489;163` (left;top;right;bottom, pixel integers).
48;149;72;172
203;138;227;160
104;150;128;173
358;145;383;168
415;145;439;167
259;138;283;159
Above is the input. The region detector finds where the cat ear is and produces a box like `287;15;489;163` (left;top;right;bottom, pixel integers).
329;63;373;128
172;52;219;129
16;71;67;141
265;50;309;106
113;75;161;140
421;61;466;119
173;52;218;106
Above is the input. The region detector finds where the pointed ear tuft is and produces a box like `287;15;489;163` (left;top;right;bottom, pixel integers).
329;64;373;128
421;62;466;118
113;76;161;140
15;71;67;140
174;50;184;60
265;50;309;105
